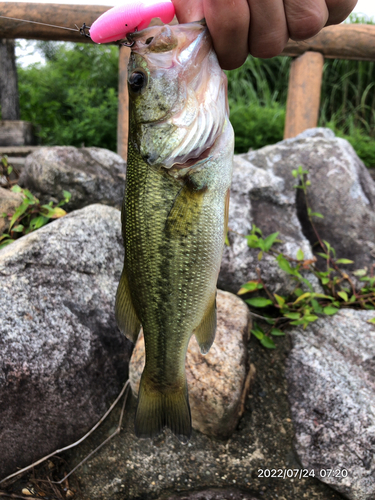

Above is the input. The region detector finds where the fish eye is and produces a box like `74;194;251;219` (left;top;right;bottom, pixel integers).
129;70;148;94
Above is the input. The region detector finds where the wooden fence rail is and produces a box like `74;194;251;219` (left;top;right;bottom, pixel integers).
1;2;375;156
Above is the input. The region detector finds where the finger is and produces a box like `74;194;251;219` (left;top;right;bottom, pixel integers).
247;0;289;58
284;0;329;41
172;0;204;24
204;0;250;70
325;0;358;25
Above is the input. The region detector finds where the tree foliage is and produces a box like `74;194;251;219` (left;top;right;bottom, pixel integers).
18;42;119;151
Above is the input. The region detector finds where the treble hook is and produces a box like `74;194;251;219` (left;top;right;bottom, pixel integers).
75;22;91;38
121;26;138;47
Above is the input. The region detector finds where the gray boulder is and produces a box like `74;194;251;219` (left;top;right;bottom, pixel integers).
286;309;375;500
243;128;375;271
219;155;316;295
219;128;375;294
0;204;131;479
19;146;126;211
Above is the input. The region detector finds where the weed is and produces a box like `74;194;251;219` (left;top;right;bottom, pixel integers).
0;158;71;250
236;167;375;348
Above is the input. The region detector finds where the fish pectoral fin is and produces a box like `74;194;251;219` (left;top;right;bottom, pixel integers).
194;294;217;354
115;268;141;343
135;372;191;444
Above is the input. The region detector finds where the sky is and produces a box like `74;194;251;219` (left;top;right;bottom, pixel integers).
5;0;375;65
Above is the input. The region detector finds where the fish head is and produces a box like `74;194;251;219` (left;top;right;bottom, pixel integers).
127;22;228;170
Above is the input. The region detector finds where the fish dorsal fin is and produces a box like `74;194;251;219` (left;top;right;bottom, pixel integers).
194;293;217;354
115;268;141;343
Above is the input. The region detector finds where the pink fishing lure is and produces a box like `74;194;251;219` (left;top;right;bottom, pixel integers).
90;0;175;44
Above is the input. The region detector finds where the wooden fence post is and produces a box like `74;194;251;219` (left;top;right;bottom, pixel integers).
284;51;325;139
117;45;130;161
0;38;19;120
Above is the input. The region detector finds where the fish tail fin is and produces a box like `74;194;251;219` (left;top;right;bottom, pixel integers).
135;373;191;444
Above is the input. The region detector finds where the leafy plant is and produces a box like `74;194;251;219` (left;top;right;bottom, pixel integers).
0;184;71;249
0;155;20;189
236;166;375;349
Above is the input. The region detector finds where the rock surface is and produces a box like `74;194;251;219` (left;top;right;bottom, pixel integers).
218;151;317;296
19;146;126;211
219;128;375;293
286;308;375;500
161;489;260;500
0;204;131;479
243;128;375;271
0;186;23;236
129;290;251;439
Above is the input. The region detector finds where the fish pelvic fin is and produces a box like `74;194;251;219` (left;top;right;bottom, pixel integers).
115;268;141;344
135;372;192;444
194;293;217;354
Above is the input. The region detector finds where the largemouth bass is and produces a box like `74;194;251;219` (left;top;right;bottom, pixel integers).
115;21;234;443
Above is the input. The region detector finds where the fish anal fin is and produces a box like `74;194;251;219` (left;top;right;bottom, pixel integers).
135;372;191;444
115;268;141;343
194;294;217;354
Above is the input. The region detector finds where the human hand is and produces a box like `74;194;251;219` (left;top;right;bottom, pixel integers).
172;0;358;69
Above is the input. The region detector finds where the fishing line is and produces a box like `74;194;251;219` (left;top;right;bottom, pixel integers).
0;15;91;37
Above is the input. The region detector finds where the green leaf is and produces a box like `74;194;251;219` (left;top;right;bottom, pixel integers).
258;251;263;261
7;166;13;175
237;281;263;295
246;297;274;308
9;200;30;230
321;277;330;285
292;169;298;178
312;299;323;314
12;224;24;233
260;336;276;349
335;258;354;264
11;185;22;193
293;292;311;304
263;232;279;252
296;248;304;261
246;234;259;248
23;189;37;203
274;294;285;307
224;232;230;246
251;326;264;340
277;255;296;275
353;269;367;277
270;328;285;336
41;206;67;219
63;190;71;201
0;239;13;249
337;291;348;302
29;215;49;231
304;314;318;322
317;253;329;259
323;306;339;315
311;212;324;218
284;312;301;320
